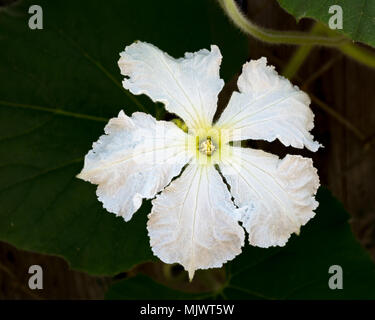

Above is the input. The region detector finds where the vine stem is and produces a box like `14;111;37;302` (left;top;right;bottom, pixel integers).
301;56;342;89
219;0;375;69
283;48;367;142
282;23;324;79
218;0;346;46
310;94;366;142
338;42;375;69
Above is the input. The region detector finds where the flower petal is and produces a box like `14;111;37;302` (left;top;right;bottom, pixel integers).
118;41;224;130
216;57;321;151
77;111;191;221
147;164;244;280
220;147;319;248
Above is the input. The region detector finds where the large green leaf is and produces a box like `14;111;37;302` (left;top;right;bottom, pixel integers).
0;0;248;275
278;0;375;47
106;188;375;299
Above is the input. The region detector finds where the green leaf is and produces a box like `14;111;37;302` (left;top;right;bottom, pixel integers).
0;0;248;275
278;0;375;47
106;188;375;299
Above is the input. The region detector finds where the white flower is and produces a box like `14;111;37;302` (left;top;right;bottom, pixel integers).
77;42;320;280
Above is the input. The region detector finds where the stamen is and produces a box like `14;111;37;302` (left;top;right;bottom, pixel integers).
199;138;216;156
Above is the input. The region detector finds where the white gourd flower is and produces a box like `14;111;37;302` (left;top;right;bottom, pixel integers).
77;42;321;281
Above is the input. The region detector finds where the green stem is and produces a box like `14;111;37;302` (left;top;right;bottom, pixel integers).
302;56;342;89
323;27;375;68
310;94;366;141
282;24;325;79
218;0;346;46
219;0;375;69
339;42;375;68
282;44;313;79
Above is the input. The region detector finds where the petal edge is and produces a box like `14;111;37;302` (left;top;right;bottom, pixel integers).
147;164;244;280
77;111;191;221
118;41;224;131
217;57;321;151
220;147;320;248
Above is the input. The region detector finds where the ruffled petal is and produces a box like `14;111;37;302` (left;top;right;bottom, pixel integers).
147;164;244;280
219;147;319;248
216;57;321;151
118;41;224;131
77;111;191;221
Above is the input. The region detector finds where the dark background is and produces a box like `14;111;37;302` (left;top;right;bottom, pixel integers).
0;0;374;299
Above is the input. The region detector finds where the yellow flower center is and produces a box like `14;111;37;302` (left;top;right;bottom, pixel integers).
199;138;216;156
